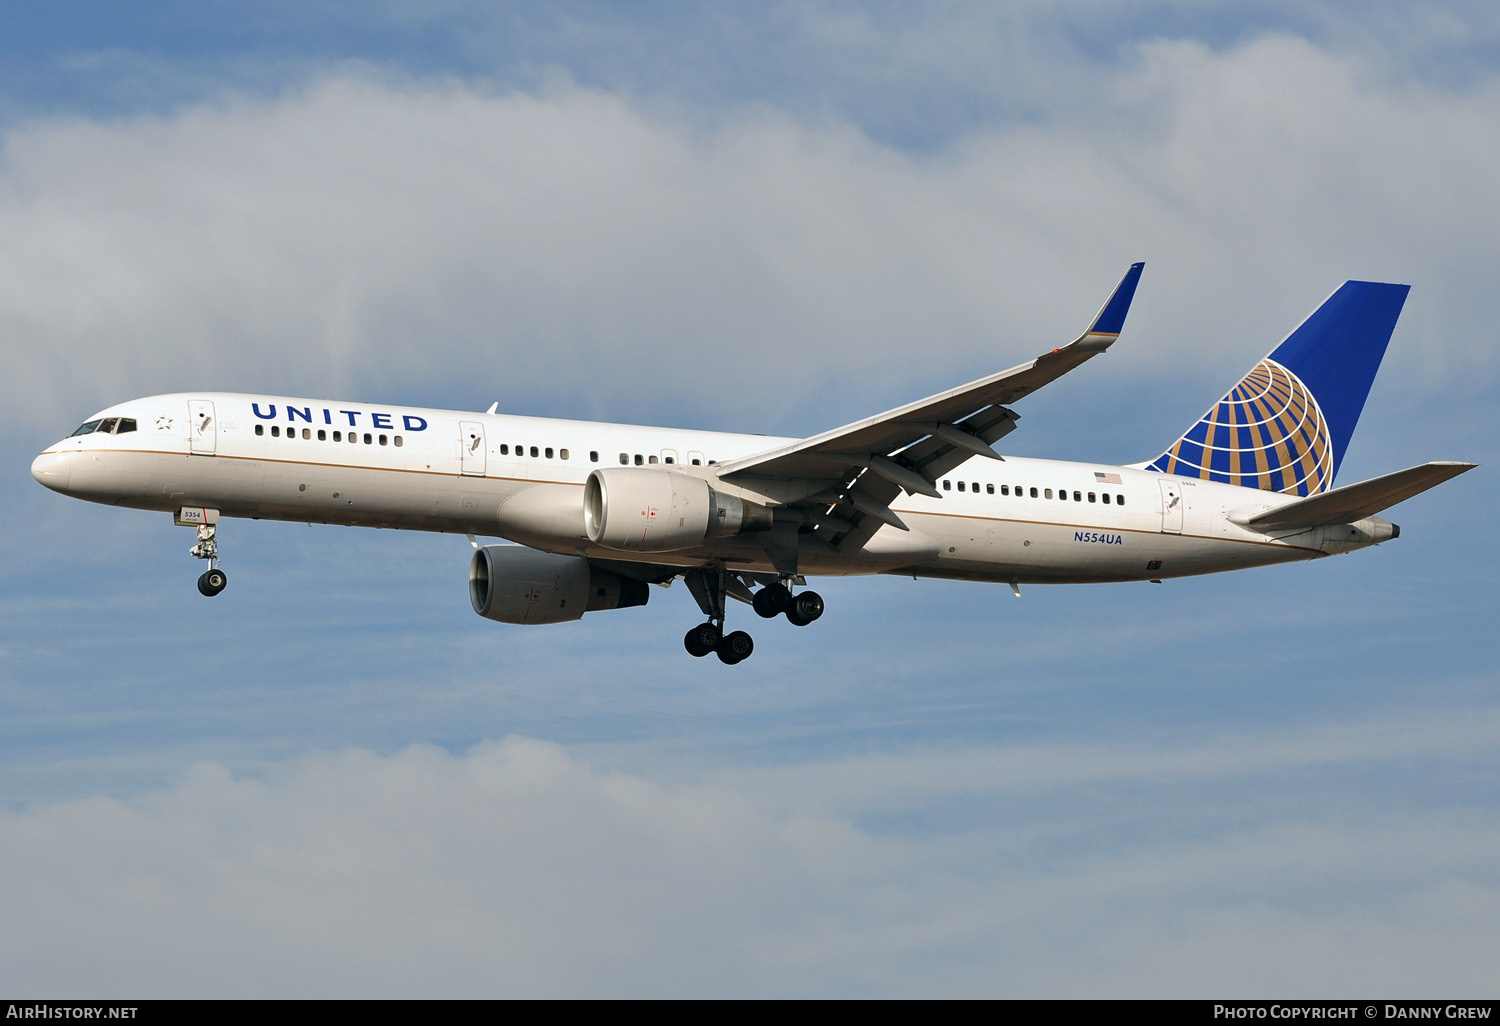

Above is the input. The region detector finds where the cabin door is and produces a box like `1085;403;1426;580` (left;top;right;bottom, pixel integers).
1158;479;1183;534
188;400;217;455
460;421;487;476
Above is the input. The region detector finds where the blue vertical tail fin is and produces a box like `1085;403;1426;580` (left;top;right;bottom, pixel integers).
1144;281;1409;495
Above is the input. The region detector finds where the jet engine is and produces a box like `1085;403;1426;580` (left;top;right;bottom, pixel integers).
469;545;648;625
583;468;773;552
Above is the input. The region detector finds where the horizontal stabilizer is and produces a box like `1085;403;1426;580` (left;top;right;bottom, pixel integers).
1240;461;1475;530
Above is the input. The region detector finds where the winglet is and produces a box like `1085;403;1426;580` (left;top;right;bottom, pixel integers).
1087;262;1145;338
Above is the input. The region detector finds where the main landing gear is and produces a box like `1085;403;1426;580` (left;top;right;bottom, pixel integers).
682;569;823;665
750;580;825;626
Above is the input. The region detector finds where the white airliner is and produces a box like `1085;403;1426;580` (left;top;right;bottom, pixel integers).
31;264;1474;663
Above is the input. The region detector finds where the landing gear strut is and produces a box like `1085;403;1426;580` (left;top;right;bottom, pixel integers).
180;508;227;597
682;566;757;665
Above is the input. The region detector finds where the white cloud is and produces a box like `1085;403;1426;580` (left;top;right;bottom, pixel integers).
4;32;1499;439
2;725;1497;997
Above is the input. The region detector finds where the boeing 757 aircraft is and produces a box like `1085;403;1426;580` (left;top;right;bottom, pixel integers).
31;264;1474;663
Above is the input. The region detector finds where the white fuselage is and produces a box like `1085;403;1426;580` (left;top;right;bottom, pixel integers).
31;392;1392;585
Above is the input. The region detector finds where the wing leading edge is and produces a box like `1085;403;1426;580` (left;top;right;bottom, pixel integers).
714;263;1144;544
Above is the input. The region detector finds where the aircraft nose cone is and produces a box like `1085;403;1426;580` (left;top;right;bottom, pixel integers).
31;450;72;492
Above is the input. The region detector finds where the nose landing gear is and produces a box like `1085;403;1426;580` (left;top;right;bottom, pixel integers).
178;507;227;597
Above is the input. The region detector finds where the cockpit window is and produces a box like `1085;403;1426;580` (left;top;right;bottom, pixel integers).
69;420;102;436
97;418;119;434
115;418;136;433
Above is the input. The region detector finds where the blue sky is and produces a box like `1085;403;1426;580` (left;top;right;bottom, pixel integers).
2;1;1497;997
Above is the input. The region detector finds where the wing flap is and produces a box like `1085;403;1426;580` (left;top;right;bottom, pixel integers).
1238;461;1475;530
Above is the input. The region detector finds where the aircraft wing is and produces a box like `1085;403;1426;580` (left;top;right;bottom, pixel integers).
715;263;1144;540
1238;461;1476;530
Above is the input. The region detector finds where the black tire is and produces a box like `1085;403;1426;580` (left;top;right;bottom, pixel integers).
197;569;227;597
716;630;754;664
788;590;823;625
684;622;720;658
752;583;791;618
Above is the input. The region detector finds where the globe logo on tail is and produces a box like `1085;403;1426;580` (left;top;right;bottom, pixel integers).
1147;359;1332;496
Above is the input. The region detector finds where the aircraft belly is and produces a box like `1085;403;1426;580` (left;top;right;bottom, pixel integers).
65;450;264;510
69;449;532;535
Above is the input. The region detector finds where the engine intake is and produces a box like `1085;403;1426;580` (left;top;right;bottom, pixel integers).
583;468;773;552
469;546;648;624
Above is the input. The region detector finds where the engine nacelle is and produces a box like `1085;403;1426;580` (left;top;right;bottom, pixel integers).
469;545;648;625
583;468;773;552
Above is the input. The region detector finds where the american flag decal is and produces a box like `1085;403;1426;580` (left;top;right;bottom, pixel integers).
1094;472;1122;484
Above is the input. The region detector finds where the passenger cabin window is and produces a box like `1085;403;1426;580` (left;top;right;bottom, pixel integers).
560;449;569;460
500;444;509;455
318;429;326;441
303;428;312;440
634;454;643;466
1073;490;1081;501
957;481;965;492
943;480;951;491
379;434;388;446
986;484;994;494
590;451;599;463
648;455;658;464
619;453;629;465
272;425;281;437
691;459;701;466
972;482;979;492
530;446;539;458
1117;494;1125;506
394;436;403;447
1101;493;1110;504
545;447;553;459
1088;492;1096;503
255;424;264;436
1029;487;1038;498
1000;485;1009;495
363;433;372;444
1044;488;1053;499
